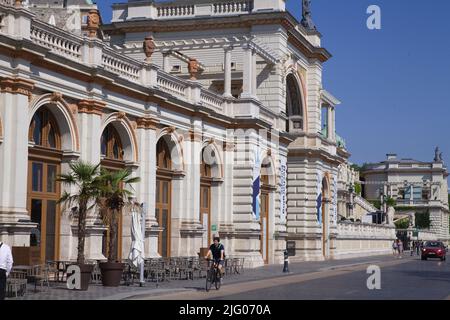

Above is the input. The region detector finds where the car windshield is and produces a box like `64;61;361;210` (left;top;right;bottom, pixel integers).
425;242;442;247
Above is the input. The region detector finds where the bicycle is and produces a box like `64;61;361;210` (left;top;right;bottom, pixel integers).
205;259;222;292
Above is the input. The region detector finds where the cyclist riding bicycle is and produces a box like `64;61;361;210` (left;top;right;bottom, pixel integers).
205;236;225;276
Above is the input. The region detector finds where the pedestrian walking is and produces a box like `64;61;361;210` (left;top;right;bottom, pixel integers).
398;240;403;258
392;240;398;256
0;241;14;300
410;241;415;256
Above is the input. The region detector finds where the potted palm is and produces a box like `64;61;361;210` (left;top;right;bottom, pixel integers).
57;161;103;290
98;168;140;287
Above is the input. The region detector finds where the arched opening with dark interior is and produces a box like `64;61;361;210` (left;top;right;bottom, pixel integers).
100;123;126;261
286;74;304;133
28;107;62;263
155;137;174;257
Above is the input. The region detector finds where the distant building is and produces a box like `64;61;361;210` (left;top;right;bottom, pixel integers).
360;152;450;243
26;0;100;37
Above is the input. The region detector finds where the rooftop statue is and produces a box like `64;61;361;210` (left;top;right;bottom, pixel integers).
434;147;443;162
301;0;316;31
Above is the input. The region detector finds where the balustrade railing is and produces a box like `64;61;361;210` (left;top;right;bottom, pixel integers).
156;71;189;99
102;47;141;82
30;20;82;61
213;1;253;15
156;4;195;18
200;88;224;113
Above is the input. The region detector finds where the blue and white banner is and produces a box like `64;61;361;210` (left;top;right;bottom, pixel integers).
316;170;323;224
279;160;287;223
332;175;338;226
252;146;261;220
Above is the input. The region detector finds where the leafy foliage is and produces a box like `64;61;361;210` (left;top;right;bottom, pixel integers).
57;161;104;264
99;168;141;262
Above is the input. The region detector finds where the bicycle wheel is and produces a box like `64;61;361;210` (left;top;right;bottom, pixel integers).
215;269;221;290
205;270;213;292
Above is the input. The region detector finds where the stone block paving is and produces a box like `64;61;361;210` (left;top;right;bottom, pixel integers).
7;254;416;300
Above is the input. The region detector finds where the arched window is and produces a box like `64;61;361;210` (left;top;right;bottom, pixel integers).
29;108;60;149
286;74;304;132
200;148;212;178
157;138;172;170
101;125;123;160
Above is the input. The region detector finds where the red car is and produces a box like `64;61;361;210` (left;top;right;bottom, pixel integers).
421;241;447;261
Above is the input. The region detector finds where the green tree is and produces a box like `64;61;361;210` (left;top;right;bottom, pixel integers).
415;211;430;229
100;169;140;262
354;183;362;195
57;161;103;264
395;217;409;229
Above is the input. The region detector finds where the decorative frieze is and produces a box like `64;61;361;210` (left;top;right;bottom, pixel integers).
77;99;105;116
136;116;159;130
0;77;35;100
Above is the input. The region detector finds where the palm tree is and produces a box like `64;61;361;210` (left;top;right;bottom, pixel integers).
99;168;140;262
57;161;103;265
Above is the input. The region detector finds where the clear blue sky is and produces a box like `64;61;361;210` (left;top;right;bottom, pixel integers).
98;0;450;165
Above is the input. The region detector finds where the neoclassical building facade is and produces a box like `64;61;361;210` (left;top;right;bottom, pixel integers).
0;0;395;267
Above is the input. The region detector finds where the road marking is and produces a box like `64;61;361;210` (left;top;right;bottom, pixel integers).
318;261;381;272
127;258;410;300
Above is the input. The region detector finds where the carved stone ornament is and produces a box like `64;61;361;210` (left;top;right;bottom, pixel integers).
188;58;199;80
87;9;100;38
50;92;63;103
143;36;155;62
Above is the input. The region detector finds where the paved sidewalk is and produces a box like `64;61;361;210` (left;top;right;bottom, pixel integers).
6;254;416;300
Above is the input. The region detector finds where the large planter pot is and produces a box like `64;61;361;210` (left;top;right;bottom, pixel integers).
99;262;125;287
77;264;94;291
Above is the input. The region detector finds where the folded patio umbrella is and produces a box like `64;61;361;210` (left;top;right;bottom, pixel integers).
129;207;144;268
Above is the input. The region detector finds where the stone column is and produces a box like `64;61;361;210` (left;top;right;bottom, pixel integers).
0;77;36;246
162;50;171;73
241;44;255;99
223;46;233;98
136;117;160;258
327;106;333;140
77;99;106;260
252;49;258;98
173;127;203;257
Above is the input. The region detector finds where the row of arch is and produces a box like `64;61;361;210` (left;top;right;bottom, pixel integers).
26;94;278;262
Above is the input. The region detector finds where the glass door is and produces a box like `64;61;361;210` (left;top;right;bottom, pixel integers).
28;160;60;263
156;178;171;257
200;184;211;247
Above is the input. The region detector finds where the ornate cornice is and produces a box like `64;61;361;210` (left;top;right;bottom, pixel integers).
78;99;105;116
0;77;34;100
136;116;159;130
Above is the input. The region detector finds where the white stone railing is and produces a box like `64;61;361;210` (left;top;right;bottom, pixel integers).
337;221;396;240
0;2;280;121
156;3;195;19
213;1;253;15
354;195;379;213
200;88;225;113
102;47;141;82
30;19;82;61
417;230;437;241
156;71;189;99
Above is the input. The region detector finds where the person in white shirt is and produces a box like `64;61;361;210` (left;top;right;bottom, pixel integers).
0;241;14;300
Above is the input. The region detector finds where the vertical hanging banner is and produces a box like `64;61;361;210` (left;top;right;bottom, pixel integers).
252;146;261;220
316;170;323;224
279;160;287;223
332;175;338;226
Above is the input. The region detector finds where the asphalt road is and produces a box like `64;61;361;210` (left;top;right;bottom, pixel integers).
217;256;450;300
132;255;450;300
